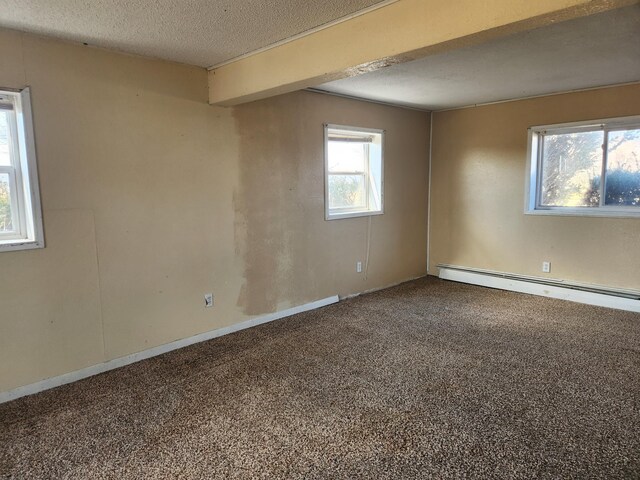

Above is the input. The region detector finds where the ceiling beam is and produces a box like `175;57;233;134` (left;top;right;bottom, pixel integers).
208;0;637;106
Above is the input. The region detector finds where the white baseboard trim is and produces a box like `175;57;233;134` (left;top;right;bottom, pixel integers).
0;295;339;405
438;266;640;313
340;274;426;300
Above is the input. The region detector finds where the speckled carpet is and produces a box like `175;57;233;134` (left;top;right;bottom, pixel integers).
1;277;639;479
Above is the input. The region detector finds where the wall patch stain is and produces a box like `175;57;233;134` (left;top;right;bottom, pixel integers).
232;94;308;315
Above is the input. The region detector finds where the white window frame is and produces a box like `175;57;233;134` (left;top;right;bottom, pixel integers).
525;115;640;218
324;124;384;220
0;87;44;251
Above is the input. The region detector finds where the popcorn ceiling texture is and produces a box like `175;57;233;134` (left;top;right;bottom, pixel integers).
0;0;386;67
1;277;639;478
318;6;640;110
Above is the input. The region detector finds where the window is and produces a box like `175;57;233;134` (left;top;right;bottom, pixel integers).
526;115;640;217
324;124;383;220
0;87;44;251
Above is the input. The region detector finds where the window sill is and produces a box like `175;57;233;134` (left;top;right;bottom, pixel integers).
326;210;384;221
0;238;45;252
525;208;640;219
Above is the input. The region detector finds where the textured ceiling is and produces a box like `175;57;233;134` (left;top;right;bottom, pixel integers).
0;0;387;67
317;6;640;111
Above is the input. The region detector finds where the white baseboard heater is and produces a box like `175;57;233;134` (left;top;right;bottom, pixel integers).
438;264;640;313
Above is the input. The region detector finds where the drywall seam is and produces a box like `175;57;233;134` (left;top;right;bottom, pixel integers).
439;266;640;312
91;210;107;361
0;295;339;404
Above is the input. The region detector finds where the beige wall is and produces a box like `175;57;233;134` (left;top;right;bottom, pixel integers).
0;29;429;394
429;83;640;290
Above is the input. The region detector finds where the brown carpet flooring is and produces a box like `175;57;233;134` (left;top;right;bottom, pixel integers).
1;277;639;479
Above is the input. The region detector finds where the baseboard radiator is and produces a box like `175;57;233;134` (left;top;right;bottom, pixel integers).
438;264;640;313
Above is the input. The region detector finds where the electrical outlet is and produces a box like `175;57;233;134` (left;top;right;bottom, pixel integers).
204;293;214;308
542;261;551;273
356;261;363;273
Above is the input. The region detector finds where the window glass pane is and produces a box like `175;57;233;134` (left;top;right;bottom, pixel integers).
328;141;366;172
0;173;14;232
540;130;604;207
328;174;366;209
0;112;11;167
604;129;640;207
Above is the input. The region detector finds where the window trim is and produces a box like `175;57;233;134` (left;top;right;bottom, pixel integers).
524;115;640;218
0;87;45;251
324;123;384;221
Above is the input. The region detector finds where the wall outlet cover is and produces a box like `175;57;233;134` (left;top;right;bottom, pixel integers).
204;293;214;308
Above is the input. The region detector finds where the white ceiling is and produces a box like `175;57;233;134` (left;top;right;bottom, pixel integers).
317;6;640;111
0;0;386;68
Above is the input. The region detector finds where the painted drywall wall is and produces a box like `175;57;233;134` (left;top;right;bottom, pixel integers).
0;29;429;394
232;93;429;315
429;83;640;290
